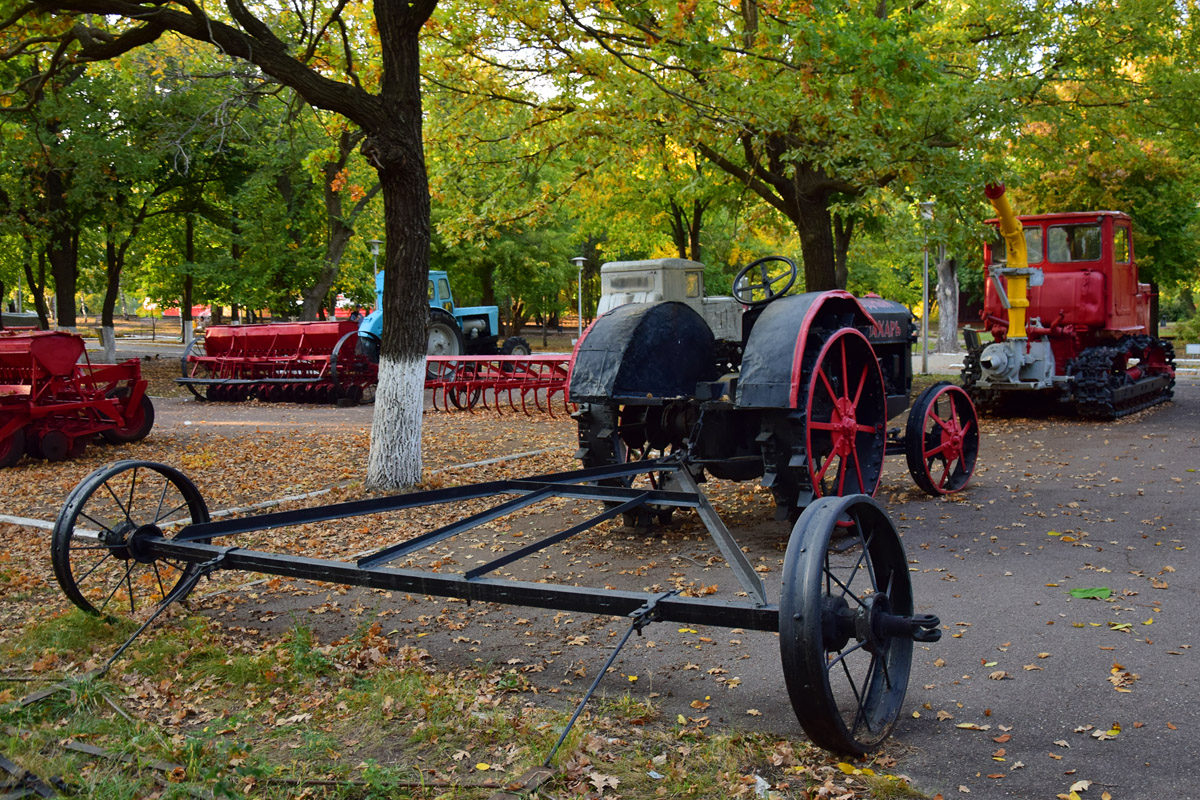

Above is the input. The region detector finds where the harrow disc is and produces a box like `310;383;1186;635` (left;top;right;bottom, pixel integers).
52;460;210;619
779;494;922;754
904;382;978;495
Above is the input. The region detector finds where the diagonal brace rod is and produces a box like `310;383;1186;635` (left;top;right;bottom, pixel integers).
464;494;649;579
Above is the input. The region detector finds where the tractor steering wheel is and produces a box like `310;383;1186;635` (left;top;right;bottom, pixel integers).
732;256;798;307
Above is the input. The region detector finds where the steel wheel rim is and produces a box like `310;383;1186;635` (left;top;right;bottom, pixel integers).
804;329;887;499
181;338;208;400
427;322;461;356
780;495;913;754
51;460;210;619
915;384;978;494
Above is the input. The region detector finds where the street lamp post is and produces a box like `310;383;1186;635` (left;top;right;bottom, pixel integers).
367;239;383;278
919;201;935;376
571;256;586;341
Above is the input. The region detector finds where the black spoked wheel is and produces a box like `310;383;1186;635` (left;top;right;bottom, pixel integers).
904;382;979;495
52;460;210;619
780;494;937;754
803;328;887;500
180;337;208;400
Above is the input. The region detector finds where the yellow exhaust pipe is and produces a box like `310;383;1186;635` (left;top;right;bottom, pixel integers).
984;183;1029;338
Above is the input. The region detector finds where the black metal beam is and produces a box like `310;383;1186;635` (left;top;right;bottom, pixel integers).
177;460;691;543
149;538;780;631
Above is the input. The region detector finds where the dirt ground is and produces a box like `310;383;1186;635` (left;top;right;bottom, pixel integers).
3;359;1198;799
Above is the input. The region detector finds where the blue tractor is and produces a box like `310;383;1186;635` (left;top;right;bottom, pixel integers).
357;270;531;361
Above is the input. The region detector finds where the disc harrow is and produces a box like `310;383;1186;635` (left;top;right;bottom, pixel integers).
51;455;941;755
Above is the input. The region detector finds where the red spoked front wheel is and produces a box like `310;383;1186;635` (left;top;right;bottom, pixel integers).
904;382;978;495
803;328;887;499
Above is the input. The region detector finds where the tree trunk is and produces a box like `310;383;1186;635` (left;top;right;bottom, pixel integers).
25;252;50;330
101;227;122;362
363;12;433;491
47;231;79;330
935;249;959;353
789;197;839;292
183;215;195;344
301;130;378;321
833;216;855;290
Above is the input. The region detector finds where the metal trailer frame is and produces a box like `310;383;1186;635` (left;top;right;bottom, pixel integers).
51;456;941;756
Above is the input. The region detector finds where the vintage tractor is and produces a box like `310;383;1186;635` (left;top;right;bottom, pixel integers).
0;330;154;467
569;257;980;523
962;184;1175;418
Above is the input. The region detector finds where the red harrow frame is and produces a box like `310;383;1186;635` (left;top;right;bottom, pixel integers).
0;331;154;467
426;354;574;415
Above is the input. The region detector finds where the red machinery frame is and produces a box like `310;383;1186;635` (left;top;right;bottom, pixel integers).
0;331;153;466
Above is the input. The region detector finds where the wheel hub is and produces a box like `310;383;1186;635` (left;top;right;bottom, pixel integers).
821;593;943;655
101;521;135;561
126;524;164;564
833;397;858;456
936;417;965;463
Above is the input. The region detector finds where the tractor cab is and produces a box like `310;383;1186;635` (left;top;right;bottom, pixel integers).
597;258;743;343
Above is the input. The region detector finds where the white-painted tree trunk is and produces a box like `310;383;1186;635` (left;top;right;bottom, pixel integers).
183;320;194;345
366;355;426;490
100;325;116;363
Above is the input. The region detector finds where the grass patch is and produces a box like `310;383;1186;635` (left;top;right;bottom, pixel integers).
1;612;929;799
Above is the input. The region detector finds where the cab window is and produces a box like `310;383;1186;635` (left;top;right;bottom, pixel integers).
437;278;453;310
685;271;702;298
427;280;435;301
1048;223;1102;262
989;228;1044;265
1113;226;1130;263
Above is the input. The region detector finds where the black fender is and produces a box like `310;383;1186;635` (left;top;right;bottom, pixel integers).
737;291;877;409
568;302;718;403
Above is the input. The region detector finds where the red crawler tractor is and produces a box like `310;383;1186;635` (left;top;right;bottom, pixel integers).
0;331;154;467
962;185;1175;418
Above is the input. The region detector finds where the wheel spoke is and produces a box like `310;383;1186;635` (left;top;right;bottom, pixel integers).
813;453;837;488
152;477;170;524
851;363;868;406
102;479;132;526
826;639;868;674
925;439;953;457
126;466;140;524
152;561;168;602
840;340;849;401
75;552;115;585
819;368;838;404
79;511;118;537
98;562;135;613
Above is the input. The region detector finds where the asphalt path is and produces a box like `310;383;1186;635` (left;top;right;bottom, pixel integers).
136;369;1199;798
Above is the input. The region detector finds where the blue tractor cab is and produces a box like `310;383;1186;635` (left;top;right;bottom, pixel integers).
357;271;528;359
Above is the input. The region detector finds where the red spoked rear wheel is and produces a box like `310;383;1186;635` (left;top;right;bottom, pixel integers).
904;382;978;495
803;328;887;499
